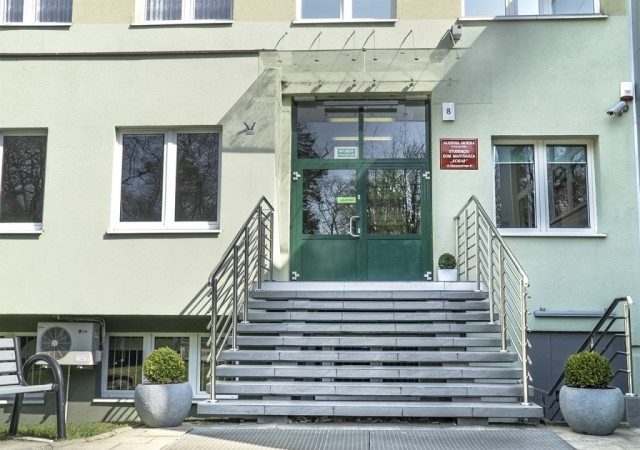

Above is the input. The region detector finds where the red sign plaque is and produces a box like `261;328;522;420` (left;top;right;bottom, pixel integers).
440;138;478;170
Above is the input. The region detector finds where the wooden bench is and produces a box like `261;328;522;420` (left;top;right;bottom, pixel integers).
0;337;66;439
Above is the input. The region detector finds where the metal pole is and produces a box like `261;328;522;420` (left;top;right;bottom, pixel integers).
474;203;480;291
454;215;460;278
243;227;250;323
624;298;635;395
520;277;531;405
488;232;495;324
209;280;218;402
257;208;264;290
268;210;274;280
499;246;507;351
232;245;238;351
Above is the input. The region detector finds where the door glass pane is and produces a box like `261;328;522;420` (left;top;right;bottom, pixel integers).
154;336;189;381
494;145;536;228
106;336;143;391
146;0;182;20
552;0;594;14
303;169;356;235
39;0;73;22
120;134;164;222
200;337;211;392
0;136;47;223
547;145;589;228
516;0;539;15
175;132;219;222
363;103;426;159
464;0;505;16
367;169;421;235
297;105;358;160
5;0;23;22
195;0;232;20
353;0;394;19
301;0;340;19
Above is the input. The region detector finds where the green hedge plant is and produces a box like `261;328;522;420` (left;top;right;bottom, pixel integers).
438;253;456;269
564;351;613;388
142;347;187;384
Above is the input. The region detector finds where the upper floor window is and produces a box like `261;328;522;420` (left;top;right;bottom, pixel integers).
494;140;595;234
140;0;232;23
298;0;396;21
0;133;47;233
111;129;221;233
463;0;598;17
1;0;72;24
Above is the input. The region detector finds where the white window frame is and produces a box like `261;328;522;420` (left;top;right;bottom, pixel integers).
0;0;73;25
462;0;600;18
101;333;209;399
295;0;397;23
135;0;233;25
0;131;47;234
110;128;221;234
493;139;597;236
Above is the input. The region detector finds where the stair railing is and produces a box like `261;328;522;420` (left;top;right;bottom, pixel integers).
538;296;634;421
206;197;274;402
454;196;532;405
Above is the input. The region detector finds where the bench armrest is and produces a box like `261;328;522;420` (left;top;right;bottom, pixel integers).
21;354;65;393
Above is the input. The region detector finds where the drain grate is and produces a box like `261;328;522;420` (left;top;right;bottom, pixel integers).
166;426;572;450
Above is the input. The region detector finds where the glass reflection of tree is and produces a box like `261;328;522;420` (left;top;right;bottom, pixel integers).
176;133;219;222
120;134;164;222
364;122;426;159
0;136;47;223
367;169;421;235
303;170;356;235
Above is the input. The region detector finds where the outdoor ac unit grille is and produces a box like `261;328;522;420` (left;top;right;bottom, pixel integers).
36;322;102;366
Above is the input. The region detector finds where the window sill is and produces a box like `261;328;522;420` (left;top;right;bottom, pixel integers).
292;19;396;25
498;231;606;238
107;228;221;235
131;20;233;27
459;14;606;22
0;229;43;235
0;22;71;27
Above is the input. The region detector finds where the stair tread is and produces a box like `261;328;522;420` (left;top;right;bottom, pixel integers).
235;336;502;346
237;323;501;333
220;350;517;362
247;312;490;322
247;300;489;311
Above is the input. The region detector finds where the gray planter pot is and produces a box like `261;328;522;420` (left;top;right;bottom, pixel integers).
559;385;624;435
134;382;192;428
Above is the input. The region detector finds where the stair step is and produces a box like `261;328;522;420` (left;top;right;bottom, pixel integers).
247;311;490;322
197;399;543;419
216;364;521;379
237;322;501;334
247;300;489;311
214;381;524;397
220;350;517;363
235;336;502;347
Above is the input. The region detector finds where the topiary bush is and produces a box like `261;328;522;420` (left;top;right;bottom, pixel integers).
438;253;456;269
564;351;613;388
142;347;187;384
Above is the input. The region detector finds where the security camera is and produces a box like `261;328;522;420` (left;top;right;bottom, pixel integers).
607;101;629;116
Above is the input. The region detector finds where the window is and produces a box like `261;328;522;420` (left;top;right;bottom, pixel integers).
298;0;395;21
463;0;599;17
0;133;47;232
494;140;595;233
1;0;72;24
102;334;207;398
111;129;221;233
139;0;232;23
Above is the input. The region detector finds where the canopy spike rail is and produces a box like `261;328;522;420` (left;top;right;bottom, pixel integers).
454;196;532;405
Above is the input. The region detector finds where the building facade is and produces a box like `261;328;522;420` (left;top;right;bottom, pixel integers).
1;0;639;423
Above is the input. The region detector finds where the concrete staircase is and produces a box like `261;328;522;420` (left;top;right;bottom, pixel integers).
197;282;543;423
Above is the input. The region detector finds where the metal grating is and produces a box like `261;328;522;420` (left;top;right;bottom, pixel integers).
166;426;572;450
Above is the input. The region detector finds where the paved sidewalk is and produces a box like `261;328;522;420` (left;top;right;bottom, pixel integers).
2;422;640;449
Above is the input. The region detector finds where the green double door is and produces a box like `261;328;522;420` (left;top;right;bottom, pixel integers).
290;100;432;281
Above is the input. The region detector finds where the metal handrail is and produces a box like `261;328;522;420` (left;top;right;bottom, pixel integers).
206;197;274;402
454;196;532;405
539;296;634;421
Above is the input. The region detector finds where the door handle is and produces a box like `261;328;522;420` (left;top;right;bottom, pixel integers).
349;215;361;238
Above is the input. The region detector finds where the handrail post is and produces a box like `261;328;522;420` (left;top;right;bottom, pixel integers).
488;233;495;324
243;226;250;323
232;245;239;351
257;207;264;290
499;245;507;351
268;209;274;280
474;202;480;290
454;215;460;277
209;279;218;402
624;298;635;396
520;277;530;405
463;208;469;280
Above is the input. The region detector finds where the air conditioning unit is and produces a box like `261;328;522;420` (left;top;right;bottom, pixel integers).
36;322;102;366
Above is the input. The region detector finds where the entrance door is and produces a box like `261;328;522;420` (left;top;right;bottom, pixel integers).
290;101;431;281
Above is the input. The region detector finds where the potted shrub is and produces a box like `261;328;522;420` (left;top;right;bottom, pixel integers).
134;347;192;428
437;253;458;282
559;351;624;435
